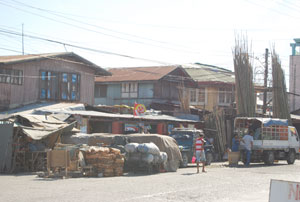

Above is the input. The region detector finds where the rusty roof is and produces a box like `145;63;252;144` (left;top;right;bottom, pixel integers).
0;52;111;76
183;63;235;84
95;65;180;82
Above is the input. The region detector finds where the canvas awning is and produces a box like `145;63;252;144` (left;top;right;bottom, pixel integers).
235;117;289;127
16;114;75;140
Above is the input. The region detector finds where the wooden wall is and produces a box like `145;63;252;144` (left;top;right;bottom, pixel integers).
0;57;97;109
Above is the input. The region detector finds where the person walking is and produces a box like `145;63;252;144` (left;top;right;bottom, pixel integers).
195;132;206;173
241;130;254;166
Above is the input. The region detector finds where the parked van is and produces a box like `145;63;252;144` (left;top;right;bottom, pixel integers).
234;117;300;165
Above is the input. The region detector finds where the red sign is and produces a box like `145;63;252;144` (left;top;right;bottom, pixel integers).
134;103;146;116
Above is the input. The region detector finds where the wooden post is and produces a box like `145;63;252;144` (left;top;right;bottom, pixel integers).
65;149;68;178
47;151;51;175
263;48;269;114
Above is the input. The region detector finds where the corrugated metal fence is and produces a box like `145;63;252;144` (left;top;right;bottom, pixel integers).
0;120;14;173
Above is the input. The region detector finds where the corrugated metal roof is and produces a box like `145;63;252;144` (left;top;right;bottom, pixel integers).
0;52;111;76
0;102;85;115
183;63;235;84
36;109;198;123
2;102;199;123
95;66;179;82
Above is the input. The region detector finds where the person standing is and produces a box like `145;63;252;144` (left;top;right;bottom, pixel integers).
195;132;206;173
231;134;240;152
241;130;254;166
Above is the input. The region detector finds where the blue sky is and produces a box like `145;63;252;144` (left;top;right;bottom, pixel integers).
0;0;300;85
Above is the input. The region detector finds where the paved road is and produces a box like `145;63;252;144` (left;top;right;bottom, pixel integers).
1;161;300;202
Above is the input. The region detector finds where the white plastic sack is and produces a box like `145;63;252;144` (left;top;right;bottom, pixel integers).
125;143;139;153
141;153;154;164
160;152;168;164
137;142;160;155
153;154;160;164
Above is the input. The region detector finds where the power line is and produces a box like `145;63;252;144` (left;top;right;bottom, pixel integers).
244;0;300;20
274;0;300;14
7;0;200;52
0;28;173;65
0;0;203;54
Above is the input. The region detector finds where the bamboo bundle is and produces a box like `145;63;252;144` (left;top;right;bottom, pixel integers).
204;108;227;158
271;49;291;123
233;36;256;117
178;80;190;113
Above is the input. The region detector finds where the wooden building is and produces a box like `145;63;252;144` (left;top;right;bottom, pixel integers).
183;63;235;112
94;65;196;108
0;52;110;110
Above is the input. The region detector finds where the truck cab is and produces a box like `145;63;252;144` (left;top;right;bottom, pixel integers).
234;117;300;165
170;128;214;167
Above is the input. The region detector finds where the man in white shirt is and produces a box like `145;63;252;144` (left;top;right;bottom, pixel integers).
242;130;254;166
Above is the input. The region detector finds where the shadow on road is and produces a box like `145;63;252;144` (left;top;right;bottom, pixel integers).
181;172;199;176
122;172;160;177
224;162;290;168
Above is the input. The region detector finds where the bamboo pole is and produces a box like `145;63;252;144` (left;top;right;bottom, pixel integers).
233;35;256;117
271;48;291;124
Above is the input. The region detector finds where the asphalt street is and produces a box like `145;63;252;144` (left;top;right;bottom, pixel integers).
1;161;300;202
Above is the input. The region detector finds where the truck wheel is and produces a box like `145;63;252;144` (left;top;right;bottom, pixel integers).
180;153;189;168
264;151;275;165
205;152;213;165
287;150;296;165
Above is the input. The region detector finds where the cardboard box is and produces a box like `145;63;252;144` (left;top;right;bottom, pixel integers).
228;151;240;165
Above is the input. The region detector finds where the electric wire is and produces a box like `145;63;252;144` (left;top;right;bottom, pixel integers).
0;0;203;54
0;28;173;65
7;0;200;52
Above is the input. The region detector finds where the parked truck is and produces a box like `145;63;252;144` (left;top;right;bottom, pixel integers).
170;128;214;167
234;117;300;165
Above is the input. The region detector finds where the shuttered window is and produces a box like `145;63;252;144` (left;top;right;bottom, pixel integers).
121;82;138;98
0;68;23;85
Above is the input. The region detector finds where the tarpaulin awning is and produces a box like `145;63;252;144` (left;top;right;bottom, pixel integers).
22;122;75;140
235;117;289;127
262;119;288;127
16;114;75;140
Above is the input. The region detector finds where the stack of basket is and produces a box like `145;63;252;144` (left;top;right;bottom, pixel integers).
84;146;124;177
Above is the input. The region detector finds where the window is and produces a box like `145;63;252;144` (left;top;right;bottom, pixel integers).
190;89;196;103
4;69;11;83
18;70;23;85
121;82;138;98
198;88;205;103
40;88;46;99
61;72;80;101
0;68;23;85
72;74;77;83
39;70;80;101
190;88;206;104
62;73;68;82
218;87;233;105
95;84;107;98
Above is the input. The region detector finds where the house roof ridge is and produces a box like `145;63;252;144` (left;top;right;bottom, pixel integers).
95;65;186;83
0;52;111;76
183;62;232;73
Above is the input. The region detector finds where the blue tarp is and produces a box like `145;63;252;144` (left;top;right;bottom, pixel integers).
262;119;288;127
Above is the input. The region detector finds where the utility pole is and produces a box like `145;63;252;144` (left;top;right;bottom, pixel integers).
293;64;296;111
263;48;268;114
22;23;24;55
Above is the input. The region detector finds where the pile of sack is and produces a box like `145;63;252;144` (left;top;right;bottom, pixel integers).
84;146;124;177
124;142;168;171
